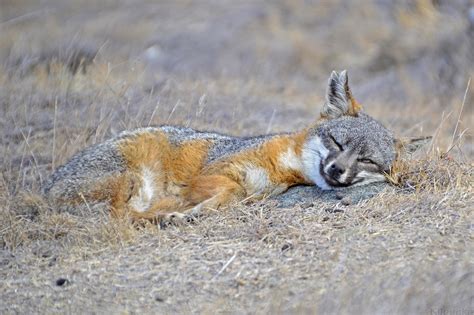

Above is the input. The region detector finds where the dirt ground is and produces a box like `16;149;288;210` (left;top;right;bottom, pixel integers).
0;1;473;314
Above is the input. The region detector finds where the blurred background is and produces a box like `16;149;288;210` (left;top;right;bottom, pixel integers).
0;0;473;191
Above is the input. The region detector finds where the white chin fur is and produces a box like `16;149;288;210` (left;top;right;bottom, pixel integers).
352;171;386;187
301;135;332;190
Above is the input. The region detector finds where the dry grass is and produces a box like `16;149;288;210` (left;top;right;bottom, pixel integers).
1;1;473;314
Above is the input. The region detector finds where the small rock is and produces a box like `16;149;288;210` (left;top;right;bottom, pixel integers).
155;296;165;302
335;192;345;200
300;201;313;209
341;196;352;206
48;257;57;267
281;243;293;251
322;216;330;222
55;278;69;287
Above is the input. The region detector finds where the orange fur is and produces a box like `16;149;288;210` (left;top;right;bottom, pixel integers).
348;96;362;115
99;128;316;222
344;74;363;116
128;197;186;223
161;131;312;218
185;175;245;211
115;131;212;218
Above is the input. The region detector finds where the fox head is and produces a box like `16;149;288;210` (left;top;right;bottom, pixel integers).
302;70;422;190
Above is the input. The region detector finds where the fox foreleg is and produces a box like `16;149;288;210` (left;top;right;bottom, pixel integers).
159;175;245;226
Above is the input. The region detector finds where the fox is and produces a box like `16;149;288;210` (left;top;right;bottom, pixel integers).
42;70;420;225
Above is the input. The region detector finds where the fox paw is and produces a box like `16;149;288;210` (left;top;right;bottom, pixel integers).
158;212;195;229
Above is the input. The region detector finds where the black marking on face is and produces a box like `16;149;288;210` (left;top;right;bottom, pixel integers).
329;134;344;151
320;154;358;187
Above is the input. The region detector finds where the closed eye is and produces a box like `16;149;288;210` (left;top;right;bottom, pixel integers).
358;158;375;164
329;135;344;151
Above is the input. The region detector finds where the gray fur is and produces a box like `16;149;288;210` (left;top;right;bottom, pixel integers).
315;113;396;170
42;138;126;201
158;125;232;143
206;134;277;163
321;70;350;119
158;125;278;163
116;126;229;143
307;70;397;188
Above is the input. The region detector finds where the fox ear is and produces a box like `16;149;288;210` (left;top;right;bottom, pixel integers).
395;136;432;156
321;70;362;119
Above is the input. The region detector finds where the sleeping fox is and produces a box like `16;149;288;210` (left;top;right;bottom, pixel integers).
43;70;418;224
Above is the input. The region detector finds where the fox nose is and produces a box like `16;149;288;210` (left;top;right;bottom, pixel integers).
329;163;345;178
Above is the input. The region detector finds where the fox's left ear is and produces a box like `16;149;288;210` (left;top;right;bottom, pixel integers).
395;136;432;156
320;70;362;119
